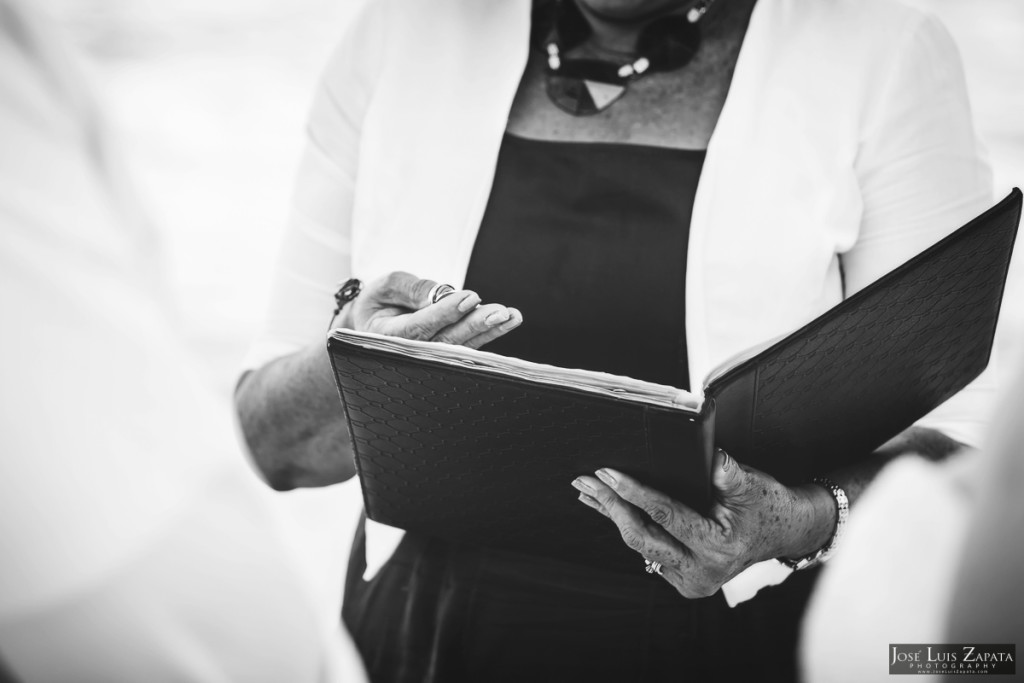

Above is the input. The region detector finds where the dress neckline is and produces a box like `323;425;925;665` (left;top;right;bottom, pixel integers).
502;131;708;156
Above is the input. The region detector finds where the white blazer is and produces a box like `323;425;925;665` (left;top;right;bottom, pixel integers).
249;0;995;603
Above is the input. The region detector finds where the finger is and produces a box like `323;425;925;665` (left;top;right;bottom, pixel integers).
576;492;610;518
574;478;703;591
574;475;692;568
373;289;480;340
594;468;709;548
431;304;516;346
460;308;523;349
711;448;747;499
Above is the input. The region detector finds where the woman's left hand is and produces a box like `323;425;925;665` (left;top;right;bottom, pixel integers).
572;450;834;598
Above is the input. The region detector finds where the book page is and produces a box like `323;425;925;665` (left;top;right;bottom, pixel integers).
330;329;702;412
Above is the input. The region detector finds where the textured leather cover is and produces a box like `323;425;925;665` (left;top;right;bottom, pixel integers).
328;190;1020;571
328;345;715;574
712;190;1021;482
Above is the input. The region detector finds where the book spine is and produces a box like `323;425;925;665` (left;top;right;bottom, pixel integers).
699;398;716;515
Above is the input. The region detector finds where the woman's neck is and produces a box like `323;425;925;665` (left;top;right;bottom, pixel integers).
572;0;733;55
574;4;668;54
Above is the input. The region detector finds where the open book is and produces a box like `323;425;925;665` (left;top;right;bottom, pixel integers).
327;190;1021;573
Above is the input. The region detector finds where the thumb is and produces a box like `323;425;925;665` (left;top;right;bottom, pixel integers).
711;448;746;499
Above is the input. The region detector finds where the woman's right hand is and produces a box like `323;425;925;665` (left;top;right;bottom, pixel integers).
237;271;522;490
341;271;522;349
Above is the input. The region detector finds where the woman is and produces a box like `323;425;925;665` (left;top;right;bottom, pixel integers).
236;0;994;680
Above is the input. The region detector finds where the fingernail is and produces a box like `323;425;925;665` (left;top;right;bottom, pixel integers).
485;309;511;326
578;492;602;510
595;469;617;488
571;477;595;494
458;292;480;312
499;315;521;332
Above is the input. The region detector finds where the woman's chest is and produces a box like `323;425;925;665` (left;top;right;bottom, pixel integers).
505;13;749;150
352;0;864;373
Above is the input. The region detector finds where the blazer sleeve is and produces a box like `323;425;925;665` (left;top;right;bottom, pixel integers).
843;11;996;448
242;0;388;372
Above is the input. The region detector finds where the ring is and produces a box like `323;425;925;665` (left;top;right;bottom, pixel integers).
644;559;664;576
428;283;456;304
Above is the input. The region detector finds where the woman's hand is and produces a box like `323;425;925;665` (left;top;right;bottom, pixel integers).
340;271;522;349
237;271;522;490
571;450;836;598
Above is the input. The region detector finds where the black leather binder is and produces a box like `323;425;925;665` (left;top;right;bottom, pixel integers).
327;190;1021;573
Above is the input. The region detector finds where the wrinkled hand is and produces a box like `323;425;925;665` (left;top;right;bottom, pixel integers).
572;450;833;598
339;271;521;349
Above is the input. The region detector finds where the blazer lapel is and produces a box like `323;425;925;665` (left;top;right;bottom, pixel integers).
352;0;533;288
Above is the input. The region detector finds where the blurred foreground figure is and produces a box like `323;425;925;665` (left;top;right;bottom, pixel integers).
0;1;367;680
801;352;1024;682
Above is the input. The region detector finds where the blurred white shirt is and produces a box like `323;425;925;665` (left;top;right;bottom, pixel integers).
0;1;366;680
799;455;975;682
801;351;1024;682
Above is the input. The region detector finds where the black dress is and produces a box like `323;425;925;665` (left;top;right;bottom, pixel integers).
342;133;818;683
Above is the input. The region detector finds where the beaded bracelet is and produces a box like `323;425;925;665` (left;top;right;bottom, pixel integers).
328;277;363;330
778;477;849;571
